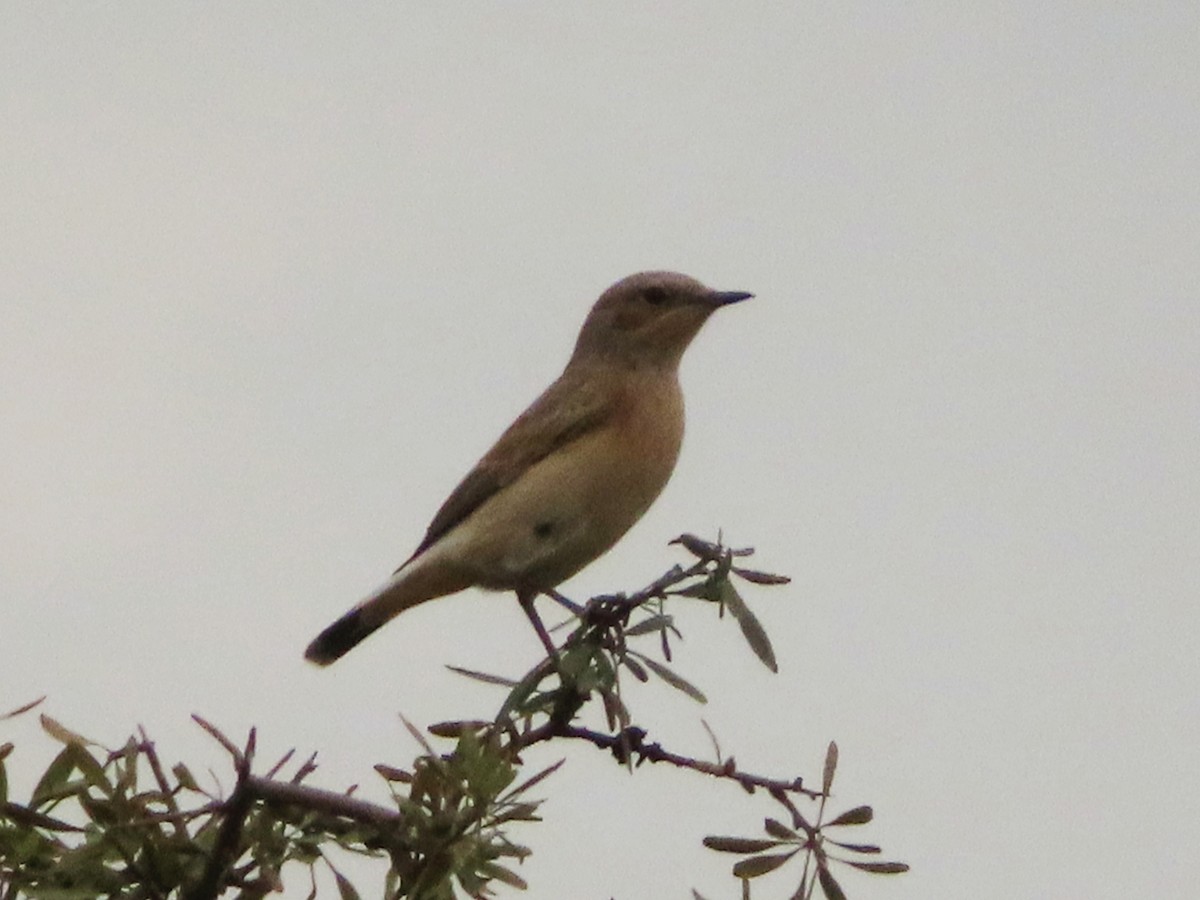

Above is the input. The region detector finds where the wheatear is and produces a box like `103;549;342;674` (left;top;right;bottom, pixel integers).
305;271;752;665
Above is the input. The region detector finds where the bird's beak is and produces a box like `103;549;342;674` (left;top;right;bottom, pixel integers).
709;289;754;306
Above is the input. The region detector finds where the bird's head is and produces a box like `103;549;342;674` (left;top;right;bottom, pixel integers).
571;271;752;369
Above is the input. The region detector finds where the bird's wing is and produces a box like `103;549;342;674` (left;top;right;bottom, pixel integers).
400;366;615;566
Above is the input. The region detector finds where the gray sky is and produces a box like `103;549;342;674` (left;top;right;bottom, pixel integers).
3;4;1197;898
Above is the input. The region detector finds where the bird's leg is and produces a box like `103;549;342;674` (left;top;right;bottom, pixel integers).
518;590;560;662
545;588;584;615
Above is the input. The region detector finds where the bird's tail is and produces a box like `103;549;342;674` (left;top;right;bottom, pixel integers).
304;556;472;665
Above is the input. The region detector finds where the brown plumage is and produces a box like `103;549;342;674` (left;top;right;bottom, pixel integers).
304;271;752;665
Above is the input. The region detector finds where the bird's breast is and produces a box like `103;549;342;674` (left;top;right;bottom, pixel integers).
453;370;685;591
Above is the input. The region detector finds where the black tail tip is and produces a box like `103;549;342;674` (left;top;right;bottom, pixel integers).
304;610;372;666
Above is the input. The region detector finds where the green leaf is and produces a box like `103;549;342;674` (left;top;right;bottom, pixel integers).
333;869;362;900
703;836;783;854
478;862;528;889
672;533;720;559
428;720;490;738
491;801;541;824
65;745;109;794
172;762;201;792
2;696;46;720
822;741;838;795
499;665;551;719
731;567;791;585
625;614;674;637
559;642;600;680
31;746;78;806
636;654;707;704
506;758;564;800
398;715;436;756
39;714;90;747
460;739;516;800
446;666;519;687
733;850;794;878
597;687;628;731
375;763;412;783
817;861;848;900
720;580;778;672
764;817;797;840
0;800;82;832
622;654;649;682
826;805;873;827
843;860;910;874
826;839;881;854
676;579;722;602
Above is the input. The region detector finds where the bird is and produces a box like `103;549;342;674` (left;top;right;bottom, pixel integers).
304;270;752;665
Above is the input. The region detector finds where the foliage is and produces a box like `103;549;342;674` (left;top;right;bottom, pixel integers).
0;535;907;898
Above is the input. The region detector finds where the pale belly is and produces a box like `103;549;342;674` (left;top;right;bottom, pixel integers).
448;376;684;592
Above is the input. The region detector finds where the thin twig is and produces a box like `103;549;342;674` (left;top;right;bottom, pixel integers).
516;723;819;799
139;728;189;840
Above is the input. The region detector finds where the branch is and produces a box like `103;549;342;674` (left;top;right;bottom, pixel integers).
243;776;400;827
517;722;819;799
184;731;257;900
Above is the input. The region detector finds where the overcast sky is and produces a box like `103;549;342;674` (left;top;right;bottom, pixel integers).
3;4;1197;899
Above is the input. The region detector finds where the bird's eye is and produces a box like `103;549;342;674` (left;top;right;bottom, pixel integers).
643;286;668;306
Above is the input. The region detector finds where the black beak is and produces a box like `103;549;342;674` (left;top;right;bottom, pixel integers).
710;289;754;306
